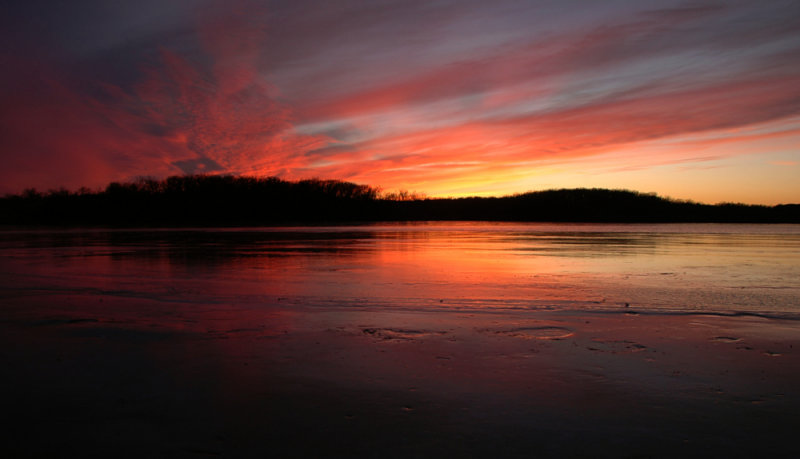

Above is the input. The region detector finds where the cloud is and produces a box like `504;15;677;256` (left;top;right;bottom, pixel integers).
0;55;177;192
280;1;800;194
1;0;799;200
173;156;225;175
296;0;799;124
0;1;326;193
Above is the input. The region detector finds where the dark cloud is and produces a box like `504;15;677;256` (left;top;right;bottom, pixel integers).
173;156;225;175
1;0;799;201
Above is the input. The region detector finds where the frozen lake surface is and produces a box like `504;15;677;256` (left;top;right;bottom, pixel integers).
2;222;800;317
2;223;800;457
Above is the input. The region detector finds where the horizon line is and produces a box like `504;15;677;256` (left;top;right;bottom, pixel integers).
4;174;799;208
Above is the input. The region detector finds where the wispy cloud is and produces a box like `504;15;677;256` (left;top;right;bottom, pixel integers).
1;0;799;202
0;1;326;191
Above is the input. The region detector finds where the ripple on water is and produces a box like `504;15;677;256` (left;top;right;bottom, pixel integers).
362;328;447;341
482;326;574;340
711;336;742;343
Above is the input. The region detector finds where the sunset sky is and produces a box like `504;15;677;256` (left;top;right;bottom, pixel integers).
2;0;799;204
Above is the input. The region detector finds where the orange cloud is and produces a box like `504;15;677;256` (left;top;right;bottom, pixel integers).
2;0;799;203
286;68;800;196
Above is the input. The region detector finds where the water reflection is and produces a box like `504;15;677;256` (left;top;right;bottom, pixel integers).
1;223;799;317
3;223;800;456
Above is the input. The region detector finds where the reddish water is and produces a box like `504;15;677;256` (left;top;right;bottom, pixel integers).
2;223;799;318
2;223;800;457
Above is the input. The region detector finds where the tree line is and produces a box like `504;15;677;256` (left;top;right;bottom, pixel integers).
1;175;797;225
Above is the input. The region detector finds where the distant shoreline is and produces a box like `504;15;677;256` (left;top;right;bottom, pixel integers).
2;175;798;225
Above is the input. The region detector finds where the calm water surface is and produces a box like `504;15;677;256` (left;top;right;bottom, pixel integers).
4;222;800;457
2;222;799;318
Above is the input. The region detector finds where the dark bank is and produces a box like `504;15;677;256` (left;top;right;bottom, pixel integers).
2;175;798;226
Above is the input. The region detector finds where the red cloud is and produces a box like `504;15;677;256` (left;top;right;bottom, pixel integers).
286;70;800;195
0;3;327;194
2;0;799;202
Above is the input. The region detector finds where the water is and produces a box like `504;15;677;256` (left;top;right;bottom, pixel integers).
3;222;800;457
2;222;799;318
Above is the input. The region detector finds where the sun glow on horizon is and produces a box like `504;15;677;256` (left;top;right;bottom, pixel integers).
1;0;799;205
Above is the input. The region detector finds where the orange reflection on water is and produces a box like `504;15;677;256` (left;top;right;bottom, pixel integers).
2;224;800;456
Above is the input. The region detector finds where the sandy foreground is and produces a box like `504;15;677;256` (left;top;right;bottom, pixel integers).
2;294;800;458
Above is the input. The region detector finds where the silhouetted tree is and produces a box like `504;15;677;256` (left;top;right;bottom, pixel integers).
0;176;797;226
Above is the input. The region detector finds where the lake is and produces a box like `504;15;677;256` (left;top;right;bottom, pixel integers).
2;222;800;457
2;222;799;317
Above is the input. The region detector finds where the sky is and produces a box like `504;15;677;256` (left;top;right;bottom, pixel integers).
1;0;799;204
